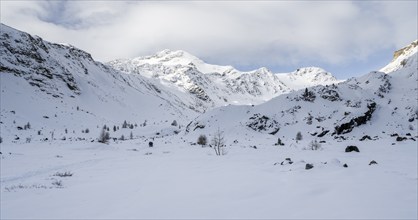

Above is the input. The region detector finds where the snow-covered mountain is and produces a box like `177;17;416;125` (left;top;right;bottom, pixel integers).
1;24;417;220
185;40;418;142
1;23;416;144
1;23;417;145
0;24;200;143
108;50;339;108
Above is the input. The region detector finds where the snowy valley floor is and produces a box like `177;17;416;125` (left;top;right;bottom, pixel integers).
1;137;417;219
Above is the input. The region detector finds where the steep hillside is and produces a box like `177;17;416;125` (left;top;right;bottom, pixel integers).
0;24;197;143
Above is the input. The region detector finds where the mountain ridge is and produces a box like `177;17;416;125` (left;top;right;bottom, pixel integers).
0;22;417;144
108;49;340;108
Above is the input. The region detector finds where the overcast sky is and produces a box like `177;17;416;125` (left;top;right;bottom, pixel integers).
1;1;417;79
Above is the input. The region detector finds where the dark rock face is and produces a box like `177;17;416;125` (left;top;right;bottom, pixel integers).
334;102;376;135
317;130;330;137
185;121;205;133
396;136;407;141
0;25;106;98
148;141;153;147
247;114;280;135
188;85;211;102
319;88;341;101
369;160;378;165
359;135;372;141
345;145;360;152
305;163;314;170
343;163;348;168
376;74;392;98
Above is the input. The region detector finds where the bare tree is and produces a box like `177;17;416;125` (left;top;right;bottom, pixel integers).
308;139;321;150
210;128;226;156
197;134;207;147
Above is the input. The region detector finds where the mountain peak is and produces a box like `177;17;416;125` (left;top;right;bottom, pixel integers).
392;40;418;61
380;40;418;73
141;49;203;66
289;67;337;82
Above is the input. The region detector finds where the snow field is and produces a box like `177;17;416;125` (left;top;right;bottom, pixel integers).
1;137;416;219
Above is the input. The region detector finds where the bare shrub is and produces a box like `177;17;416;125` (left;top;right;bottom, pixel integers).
210;129;226;156
53;171;73;177
308;140;322;150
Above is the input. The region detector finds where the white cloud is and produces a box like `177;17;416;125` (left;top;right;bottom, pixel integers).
1;1;417;72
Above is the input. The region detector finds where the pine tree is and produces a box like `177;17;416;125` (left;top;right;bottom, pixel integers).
98;129;110;143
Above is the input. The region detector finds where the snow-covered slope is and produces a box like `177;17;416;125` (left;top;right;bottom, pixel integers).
380;40;418;73
0;23;198;143
276;66;339;90
185;40;418;143
108;50;339;108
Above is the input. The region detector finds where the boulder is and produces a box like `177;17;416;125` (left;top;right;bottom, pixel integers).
396;136;407;141
345;145;360;152
359;135;372;141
